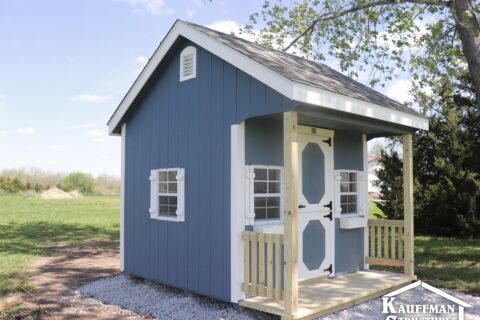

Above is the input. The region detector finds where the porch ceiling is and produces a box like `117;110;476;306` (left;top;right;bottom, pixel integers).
240;270;414;320
295;103;417;139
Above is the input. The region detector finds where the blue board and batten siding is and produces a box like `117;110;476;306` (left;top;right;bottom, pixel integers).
245;119;365;275
123;40;294;302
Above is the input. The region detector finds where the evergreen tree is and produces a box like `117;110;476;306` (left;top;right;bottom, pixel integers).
377;75;480;237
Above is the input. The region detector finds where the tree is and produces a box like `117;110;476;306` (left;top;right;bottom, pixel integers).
244;0;480;103
58;172;96;195
376;74;480;237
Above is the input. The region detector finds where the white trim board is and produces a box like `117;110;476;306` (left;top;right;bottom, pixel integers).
120;123;126;271
230;123;246;303
107;20;429;135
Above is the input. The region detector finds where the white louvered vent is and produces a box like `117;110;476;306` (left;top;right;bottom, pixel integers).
180;46;197;82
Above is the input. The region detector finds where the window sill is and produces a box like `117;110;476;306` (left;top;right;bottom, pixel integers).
253;223;284;234
150;214;184;222
339;216;366;229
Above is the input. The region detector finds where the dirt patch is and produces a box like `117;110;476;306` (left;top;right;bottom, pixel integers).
39;188;83;199
1;241;147;320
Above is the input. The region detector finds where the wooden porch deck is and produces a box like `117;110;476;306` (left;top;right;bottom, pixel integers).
239;270;414;320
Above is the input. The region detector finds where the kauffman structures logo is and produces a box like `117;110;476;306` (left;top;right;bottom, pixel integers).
382;281;473;320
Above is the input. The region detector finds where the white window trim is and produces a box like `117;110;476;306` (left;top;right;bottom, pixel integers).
179;46;197;82
149;168;185;222
334;169;367;218
245;165;283;226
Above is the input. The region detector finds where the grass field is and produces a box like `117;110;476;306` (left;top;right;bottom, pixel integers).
0;195;119;297
0;195;478;302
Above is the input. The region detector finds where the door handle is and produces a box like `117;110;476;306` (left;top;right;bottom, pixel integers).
298;205;306;208
323;201;332;210
323;212;333;221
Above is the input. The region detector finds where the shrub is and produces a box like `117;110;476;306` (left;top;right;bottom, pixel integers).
58;172;96;195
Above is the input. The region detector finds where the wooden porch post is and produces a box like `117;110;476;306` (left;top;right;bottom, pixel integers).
283;112;299;316
403;134;415;277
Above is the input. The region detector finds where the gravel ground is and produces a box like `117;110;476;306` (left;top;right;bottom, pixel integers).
78;275;479;320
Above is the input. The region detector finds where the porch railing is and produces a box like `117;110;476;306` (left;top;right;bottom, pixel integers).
242;231;284;301
366;219;405;267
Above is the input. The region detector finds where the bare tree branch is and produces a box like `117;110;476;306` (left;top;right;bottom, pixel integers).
283;0;451;51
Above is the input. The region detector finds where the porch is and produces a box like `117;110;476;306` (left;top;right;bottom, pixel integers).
240;270;414;320
235;111;416;320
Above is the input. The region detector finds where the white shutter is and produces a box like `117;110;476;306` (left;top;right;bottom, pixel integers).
334;170;343;217
245;165;256;225
176;168;185;222
149;170;159;218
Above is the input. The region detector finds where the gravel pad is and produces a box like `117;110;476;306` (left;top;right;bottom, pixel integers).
78;275;479;320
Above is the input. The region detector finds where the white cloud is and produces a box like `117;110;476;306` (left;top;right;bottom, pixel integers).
135;56;148;65
0;130;6;138
85;129;112;143
14;127;36;134
126;0;171;15
186;9;194;18
50;144;65;149
70;94;109;103
386;79;413;103
207;20;241;35
71;122;105;129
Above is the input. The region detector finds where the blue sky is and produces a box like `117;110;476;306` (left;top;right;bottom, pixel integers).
0;0;409;177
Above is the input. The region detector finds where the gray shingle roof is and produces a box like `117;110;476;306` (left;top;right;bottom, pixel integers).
186;21;422;116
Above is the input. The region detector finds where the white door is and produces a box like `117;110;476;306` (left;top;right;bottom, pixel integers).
297;126;335;281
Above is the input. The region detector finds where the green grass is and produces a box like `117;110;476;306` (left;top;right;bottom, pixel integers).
415;236;480;295
368;201;386;219
0;195;119;298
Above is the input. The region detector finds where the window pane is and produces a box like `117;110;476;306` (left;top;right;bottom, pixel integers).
267;197;280;207
268;169;280;181
159;205;169;215
340;195;349;204
159;182;168;193
340;172;349;182
255;208;267;220
169;205;177;214
254;181;268;193
341;204;348;214
159;196;169;205
349;183;357;192
348;195;357;203
254;197;266;208
340;183;349;193
159;171;167;182
168;171;177;181
170;196;177;205
268;182;280;194
254;168;267;181
168;182;177;193
348;203;357;213
349;172;357;182
267;207;280;219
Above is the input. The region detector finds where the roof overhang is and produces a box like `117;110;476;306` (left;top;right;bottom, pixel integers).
107;20;429;135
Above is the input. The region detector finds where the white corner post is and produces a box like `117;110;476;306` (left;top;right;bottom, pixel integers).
120;123;126;272
283;112;299;316
362;134;369;270
403;134;414;277
231;122;246;303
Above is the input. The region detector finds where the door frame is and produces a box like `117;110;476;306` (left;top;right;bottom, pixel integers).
297;125;336;280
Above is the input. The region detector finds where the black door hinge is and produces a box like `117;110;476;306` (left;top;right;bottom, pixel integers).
323;264;333;274
323;212;332;221
323;201;332;210
322;137;332;147
298;205;306;208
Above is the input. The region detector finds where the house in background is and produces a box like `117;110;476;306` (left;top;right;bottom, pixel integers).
108;20;429;320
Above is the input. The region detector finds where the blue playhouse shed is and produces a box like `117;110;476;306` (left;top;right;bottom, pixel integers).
108;20;428;320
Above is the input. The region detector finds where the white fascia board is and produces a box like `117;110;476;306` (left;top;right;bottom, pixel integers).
292;82;429;131
108;20;428;134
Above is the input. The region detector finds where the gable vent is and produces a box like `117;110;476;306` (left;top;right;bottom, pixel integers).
180;46;197;82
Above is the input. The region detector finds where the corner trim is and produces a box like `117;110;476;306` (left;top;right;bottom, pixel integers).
120;123;126;271
231;123;246;303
